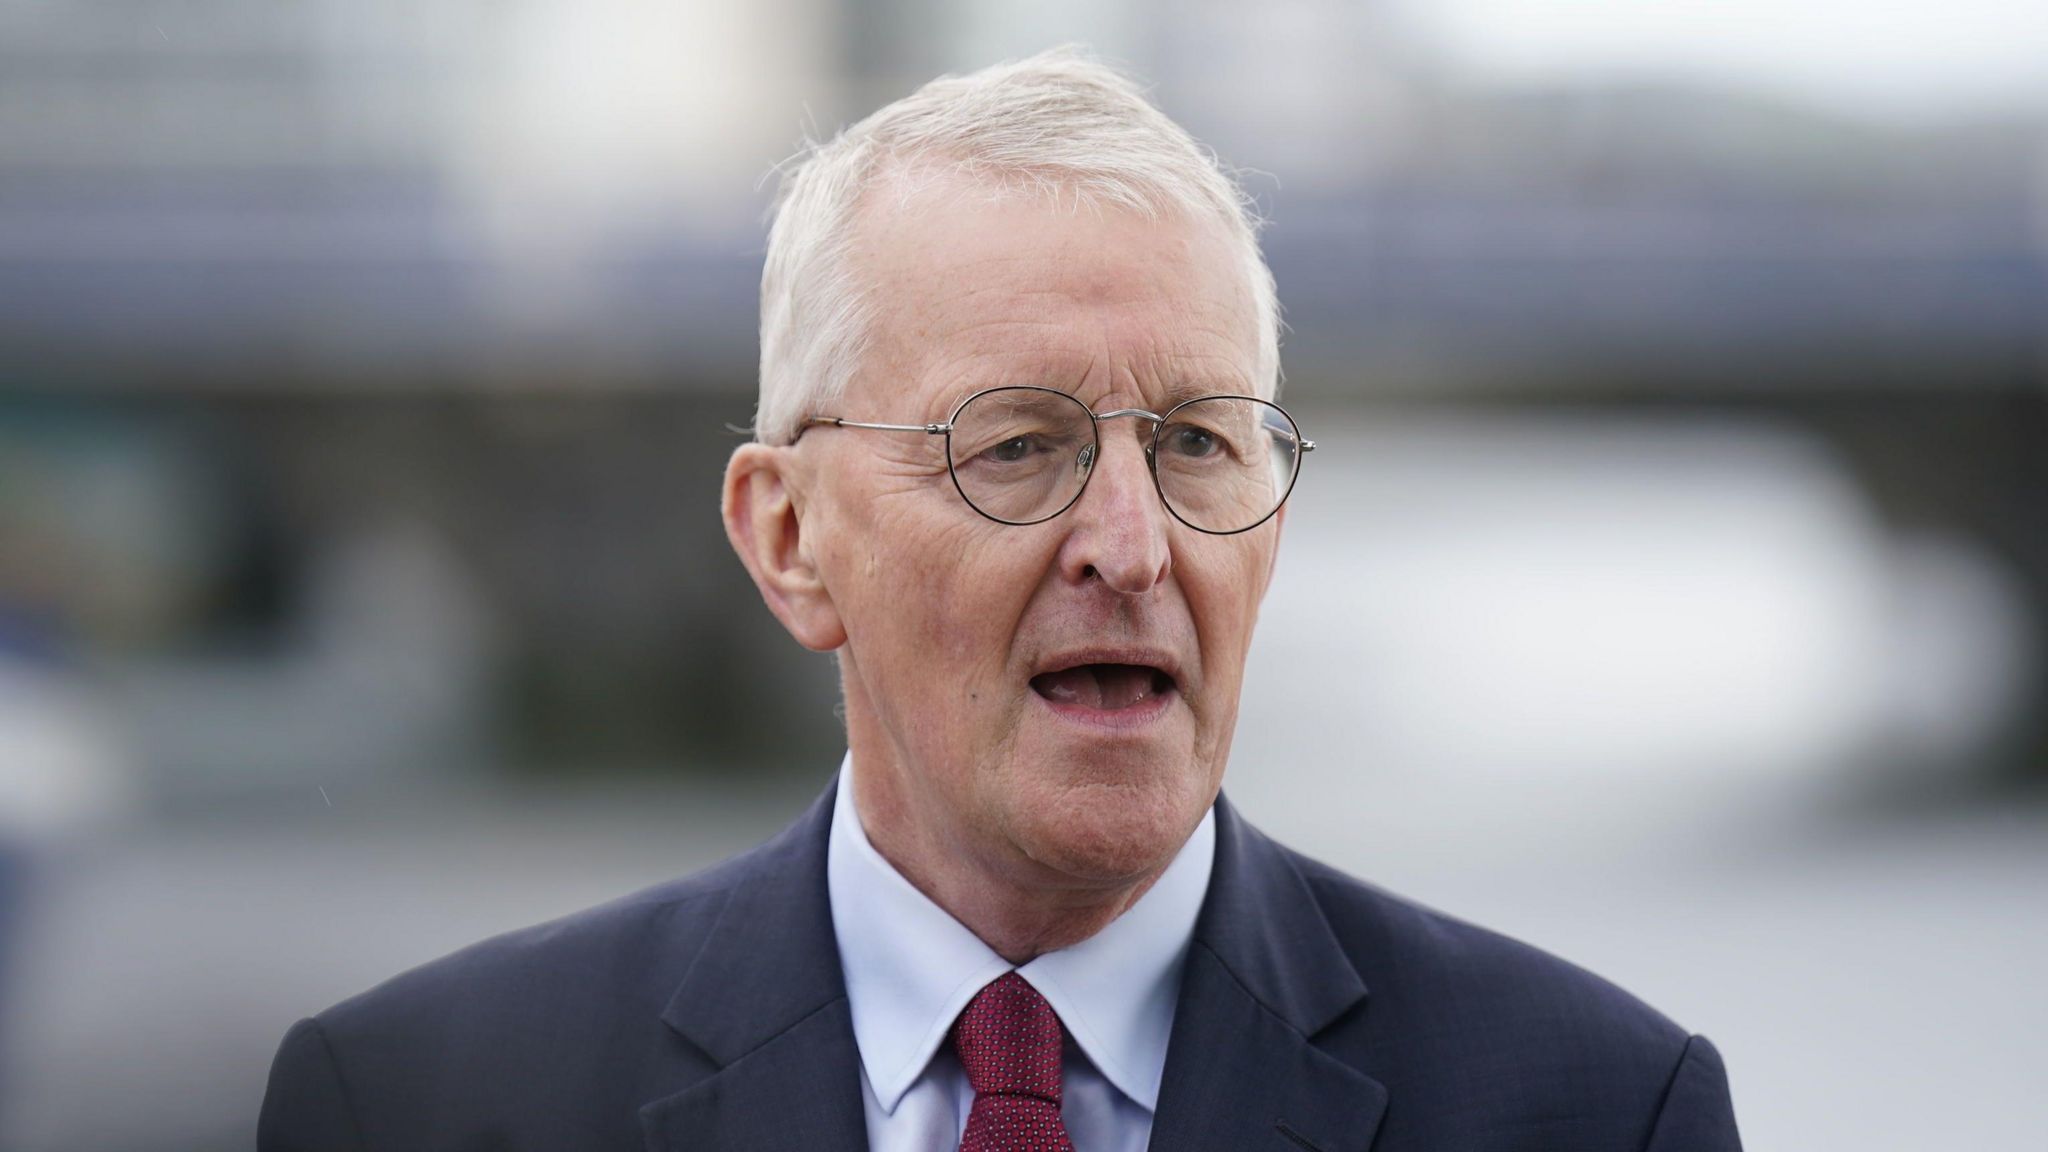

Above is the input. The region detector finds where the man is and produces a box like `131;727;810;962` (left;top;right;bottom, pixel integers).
261;49;1742;1151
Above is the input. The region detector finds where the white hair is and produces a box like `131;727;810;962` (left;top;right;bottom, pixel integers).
752;46;1281;446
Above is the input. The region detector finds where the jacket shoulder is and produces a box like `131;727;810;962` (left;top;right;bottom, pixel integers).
260;790;845;1150
261;840;791;1150
1288;847;1692;1054
317;844;756;1038
1278;845;1730;1148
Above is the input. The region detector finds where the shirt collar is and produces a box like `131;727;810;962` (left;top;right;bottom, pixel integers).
826;752;1216;1115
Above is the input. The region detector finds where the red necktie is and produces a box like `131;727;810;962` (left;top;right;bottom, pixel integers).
953;971;1077;1152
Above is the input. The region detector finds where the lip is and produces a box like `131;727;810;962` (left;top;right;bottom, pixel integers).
1029;646;1185;686
1026;646;1184;733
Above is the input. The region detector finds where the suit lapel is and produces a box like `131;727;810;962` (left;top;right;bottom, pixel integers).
639;998;869;1150
1148;797;1388;1152
634;784;1386;1152
638;783;870;1152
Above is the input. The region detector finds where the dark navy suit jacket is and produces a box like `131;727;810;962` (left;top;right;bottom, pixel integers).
260;785;1742;1151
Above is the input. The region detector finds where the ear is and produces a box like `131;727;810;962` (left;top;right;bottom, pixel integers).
722;443;846;652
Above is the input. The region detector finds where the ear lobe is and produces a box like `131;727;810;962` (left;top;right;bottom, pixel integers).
722;444;847;652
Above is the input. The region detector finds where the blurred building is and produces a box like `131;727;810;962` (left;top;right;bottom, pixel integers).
1;0;2043;794
3;6;2046;1152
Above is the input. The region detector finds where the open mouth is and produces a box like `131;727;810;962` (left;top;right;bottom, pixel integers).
1028;663;1177;712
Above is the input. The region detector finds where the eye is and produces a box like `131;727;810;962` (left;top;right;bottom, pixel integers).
1164;423;1219;458
986;435;1036;463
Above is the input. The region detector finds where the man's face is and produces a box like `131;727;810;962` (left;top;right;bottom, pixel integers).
796;179;1282;890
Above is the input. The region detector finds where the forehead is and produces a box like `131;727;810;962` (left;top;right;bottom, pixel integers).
845;175;1260;414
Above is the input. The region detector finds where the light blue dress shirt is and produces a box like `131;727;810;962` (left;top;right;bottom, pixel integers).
826;755;1217;1152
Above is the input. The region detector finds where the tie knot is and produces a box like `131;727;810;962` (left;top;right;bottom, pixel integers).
952;972;1065;1103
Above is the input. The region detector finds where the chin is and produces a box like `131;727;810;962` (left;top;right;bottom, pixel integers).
1000;759;1214;884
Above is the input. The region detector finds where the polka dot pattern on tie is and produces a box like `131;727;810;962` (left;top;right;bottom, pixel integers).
952;971;1077;1152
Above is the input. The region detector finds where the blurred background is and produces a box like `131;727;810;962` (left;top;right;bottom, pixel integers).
1;1;2044;1148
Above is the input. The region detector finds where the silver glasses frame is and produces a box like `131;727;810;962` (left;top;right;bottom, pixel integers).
798;385;1315;535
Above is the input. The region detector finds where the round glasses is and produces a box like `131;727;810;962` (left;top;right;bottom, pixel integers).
799;386;1314;535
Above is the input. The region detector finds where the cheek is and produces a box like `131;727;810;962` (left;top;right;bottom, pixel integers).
1185;546;1274;695
852;513;1040;693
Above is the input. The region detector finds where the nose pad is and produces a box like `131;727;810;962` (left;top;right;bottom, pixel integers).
1075;441;1097;479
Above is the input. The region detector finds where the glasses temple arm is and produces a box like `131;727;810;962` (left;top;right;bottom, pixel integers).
803;416;951;434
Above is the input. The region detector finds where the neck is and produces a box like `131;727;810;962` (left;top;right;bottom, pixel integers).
848;752;1168;966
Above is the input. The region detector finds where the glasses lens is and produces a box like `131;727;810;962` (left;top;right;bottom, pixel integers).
1153;397;1301;533
947;388;1095;524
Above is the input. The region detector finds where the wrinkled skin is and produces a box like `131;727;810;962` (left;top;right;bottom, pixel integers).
723;176;1284;959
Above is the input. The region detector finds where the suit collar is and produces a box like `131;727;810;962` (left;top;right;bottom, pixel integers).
1147;794;1387;1152
647;784;1371;1050
656;782;847;1062
637;782;1387;1152
640;782;869;1150
1194;794;1369;1036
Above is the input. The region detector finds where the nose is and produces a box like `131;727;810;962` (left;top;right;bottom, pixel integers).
1056;424;1172;594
